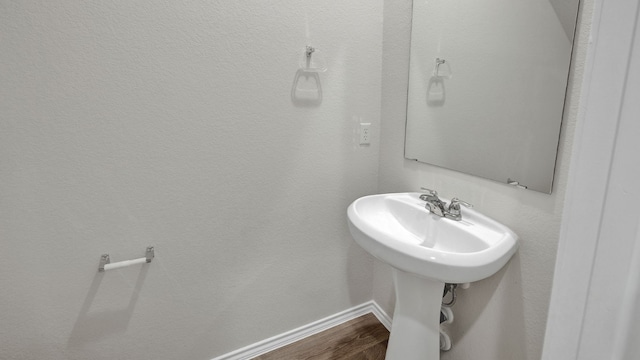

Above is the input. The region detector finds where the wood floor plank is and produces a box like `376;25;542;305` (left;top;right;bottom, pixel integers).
254;313;389;360
345;341;388;360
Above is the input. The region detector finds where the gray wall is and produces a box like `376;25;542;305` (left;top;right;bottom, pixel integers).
0;1;383;359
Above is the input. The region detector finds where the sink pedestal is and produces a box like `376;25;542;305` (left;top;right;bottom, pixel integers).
386;268;445;360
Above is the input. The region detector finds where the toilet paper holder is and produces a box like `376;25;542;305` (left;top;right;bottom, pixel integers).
99;246;154;272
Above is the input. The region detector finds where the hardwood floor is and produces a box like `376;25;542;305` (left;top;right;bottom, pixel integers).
254;313;390;360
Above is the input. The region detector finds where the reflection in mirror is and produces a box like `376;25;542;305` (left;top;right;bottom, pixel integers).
404;0;580;193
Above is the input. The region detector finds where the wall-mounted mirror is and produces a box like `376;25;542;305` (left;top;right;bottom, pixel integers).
404;0;581;193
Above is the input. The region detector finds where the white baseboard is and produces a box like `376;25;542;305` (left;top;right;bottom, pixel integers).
369;300;392;330
212;300;392;360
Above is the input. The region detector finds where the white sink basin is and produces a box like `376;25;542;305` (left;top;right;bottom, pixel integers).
347;192;519;284
347;192;519;359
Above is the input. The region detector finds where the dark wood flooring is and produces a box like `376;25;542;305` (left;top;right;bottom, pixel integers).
253;313;390;360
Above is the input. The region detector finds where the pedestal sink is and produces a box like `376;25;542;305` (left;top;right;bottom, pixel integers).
347;192;518;360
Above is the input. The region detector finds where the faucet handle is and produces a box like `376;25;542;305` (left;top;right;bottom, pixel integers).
446;198;472;221
449;198;472;210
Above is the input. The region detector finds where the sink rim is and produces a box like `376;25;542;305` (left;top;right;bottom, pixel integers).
347;192;519;283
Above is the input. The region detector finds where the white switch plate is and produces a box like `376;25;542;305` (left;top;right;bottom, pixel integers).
359;123;371;145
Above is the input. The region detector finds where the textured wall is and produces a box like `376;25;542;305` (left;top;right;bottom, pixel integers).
0;1;382;359
376;0;593;359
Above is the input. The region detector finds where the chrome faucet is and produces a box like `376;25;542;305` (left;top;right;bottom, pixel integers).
419;188;447;217
419;188;472;221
